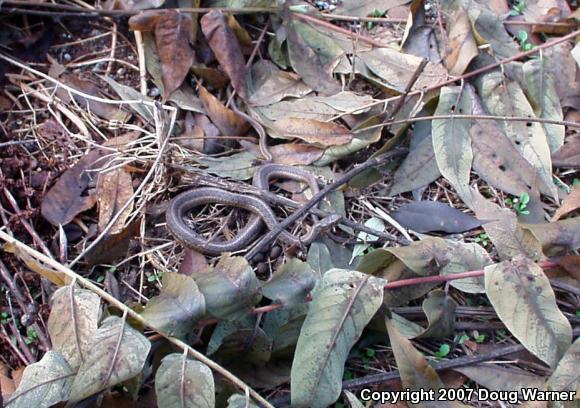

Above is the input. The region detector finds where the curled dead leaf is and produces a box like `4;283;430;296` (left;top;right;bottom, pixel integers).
270;118;352;147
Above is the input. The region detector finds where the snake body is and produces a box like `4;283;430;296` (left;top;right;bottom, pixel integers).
166;164;339;255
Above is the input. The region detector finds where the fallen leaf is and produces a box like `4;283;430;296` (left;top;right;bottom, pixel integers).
47;286;101;370
0;363;16;401
388;115;441;195
385;317;456;407
207;318;272;365
270;118;352;147
141;272;205;337
392;201;485;233
285;18;342;96
546;337;579;394
446;9;479;75
552;134;580;168
68;316;151;403
485;255;572;368
262;258;317;307
198;85;250;136
358;47;447;93
4;351;74;408
269;143;324;165
522;59;565;153
553;185;580;221
477;70;557;199
194;254;261;320
454;365;546;395
201;10;248;99
4;242;71;286
248;60;312;106
542;43;580;111
190;63;229;89
96;168;133;235
291;269;385;408
41;150;104;226
195;151;256;180
522;218;580;255
155;354;215;408
432;86;474;201
332;0;410;18
155;10;194;99
102;76;155;123
227;394;260;408
415;289;457;338
83;220;140;266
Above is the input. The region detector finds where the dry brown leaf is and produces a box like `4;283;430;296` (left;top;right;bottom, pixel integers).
198;85;250;136
178;248;211;276
84;220;141;266
41;149;106;226
553;185;580;221
96;168;134;235
201;10;248;99
552;134;580;168
270;144;324;165
4;242;71;286
155;10;194;99
271;118;352;147
446;10;479;76
557;255;580;280
127;9;159;31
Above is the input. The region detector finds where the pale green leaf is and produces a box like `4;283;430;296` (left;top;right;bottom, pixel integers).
262;258;316;307
5;351;74;408
68;316;151;402
484;256;572;368
291;269;385;408
155;353;215;408
47;285;101;370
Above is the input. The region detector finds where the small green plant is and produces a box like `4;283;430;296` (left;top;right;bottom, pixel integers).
366;9;385;30
516;31;534;51
24;327;38;345
147;271;164;283
435;343;450;358
573;178;580;187
475;333;486;343
0;312;9;324
505;192;530;215
457;334;470;345
510;0;526;15
474;232;489;246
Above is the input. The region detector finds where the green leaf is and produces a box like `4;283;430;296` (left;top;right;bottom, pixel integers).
5;351;74;408
195;254;261;320
155;353;215;408
262;258;316;307
291;269;385;408
47;285;101;370
484;256;572;368
432;85;474;202
227;394;260;408
435;344;450;358
141;272;205;337
68;316;151;402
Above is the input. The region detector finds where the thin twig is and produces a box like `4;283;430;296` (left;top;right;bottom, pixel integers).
354;113;579;134
0;230;274;408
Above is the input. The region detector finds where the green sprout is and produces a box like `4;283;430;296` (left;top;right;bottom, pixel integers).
366;9;385;30
435;343;450;358
510;0;526;15
457;334;470;345
516;31;534;51
0;312;9;324
505;192;530;215
474;232;489;247
24;327;38;345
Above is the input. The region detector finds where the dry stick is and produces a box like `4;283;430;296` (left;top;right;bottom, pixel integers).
173;165;408;245
0;230;275;408
354;113;580;134
244;148;408;260
0;259;52;351
198;260;561;327
293;12;391;48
